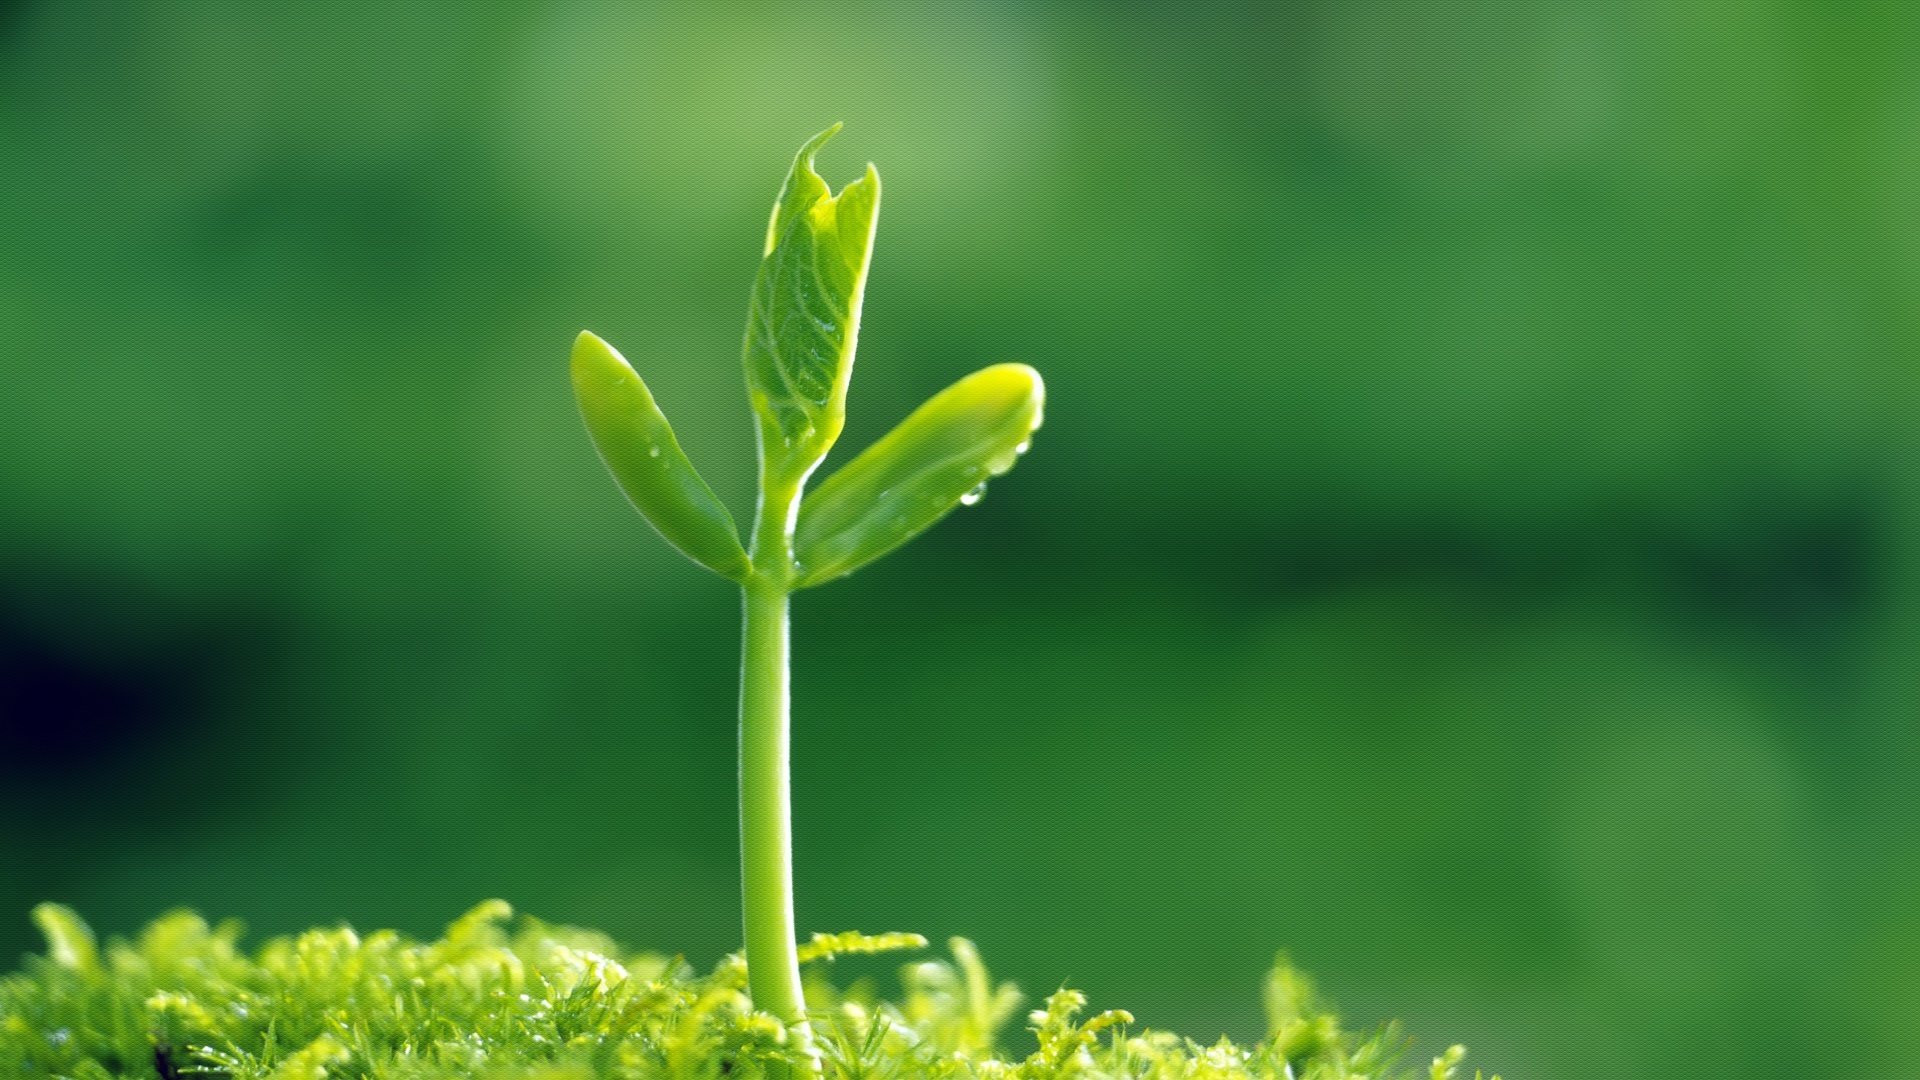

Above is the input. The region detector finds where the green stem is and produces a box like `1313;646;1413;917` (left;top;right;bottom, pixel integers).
740;581;804;1017
741;478;816;1070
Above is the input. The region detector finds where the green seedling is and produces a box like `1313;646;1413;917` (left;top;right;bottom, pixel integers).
571;125;1043;1059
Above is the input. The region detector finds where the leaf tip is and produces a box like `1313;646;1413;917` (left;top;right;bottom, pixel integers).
976;363;1046;436
571;329;637;392
842;162;882;219
571;329;601;365
572;328;615;362
788;124;846;193
766;125;847;255
996;362;1045;402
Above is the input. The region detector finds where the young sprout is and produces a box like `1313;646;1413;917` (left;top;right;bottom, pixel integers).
571;125;1043;1067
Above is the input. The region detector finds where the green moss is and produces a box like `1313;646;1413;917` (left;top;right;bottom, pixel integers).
2;903;1489;1080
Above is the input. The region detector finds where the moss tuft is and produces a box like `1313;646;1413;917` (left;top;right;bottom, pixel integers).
2;903;1491;1080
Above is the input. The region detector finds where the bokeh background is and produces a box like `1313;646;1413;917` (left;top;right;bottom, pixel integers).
3;4;1916;1078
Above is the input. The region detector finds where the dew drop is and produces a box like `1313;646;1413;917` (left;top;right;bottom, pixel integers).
960;482;988;506
1014;440;1031;455
648;446;661;458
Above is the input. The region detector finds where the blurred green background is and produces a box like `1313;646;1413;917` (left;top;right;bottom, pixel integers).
3;3;1916;1078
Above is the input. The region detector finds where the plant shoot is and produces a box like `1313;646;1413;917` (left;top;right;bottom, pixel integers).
572;125;1045;1057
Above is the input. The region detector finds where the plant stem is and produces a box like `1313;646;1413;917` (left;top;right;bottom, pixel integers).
740;580;804;1017
741;478;815;1070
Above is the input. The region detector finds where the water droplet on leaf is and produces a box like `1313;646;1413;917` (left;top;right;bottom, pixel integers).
960;482;988;506
649;446;661;458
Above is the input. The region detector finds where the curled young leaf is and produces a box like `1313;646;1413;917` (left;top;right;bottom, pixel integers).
742;124;880;488
793;364;1043;587
572;331;752;581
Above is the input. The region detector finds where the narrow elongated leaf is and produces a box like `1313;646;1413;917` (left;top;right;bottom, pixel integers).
793;364;1044;587
742;124;880;487
572;331;752;581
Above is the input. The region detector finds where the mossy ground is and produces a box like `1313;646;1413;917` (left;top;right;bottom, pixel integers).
2;902;1488;1080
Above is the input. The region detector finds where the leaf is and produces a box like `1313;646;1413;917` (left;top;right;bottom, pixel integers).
792;364;1043;587
742;124;880;487
572;331;752;581
31;903;100;976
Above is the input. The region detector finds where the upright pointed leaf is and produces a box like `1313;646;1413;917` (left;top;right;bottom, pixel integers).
742;125;880;487
31;903;100;975
572;331;752;581
793;364;1044;587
